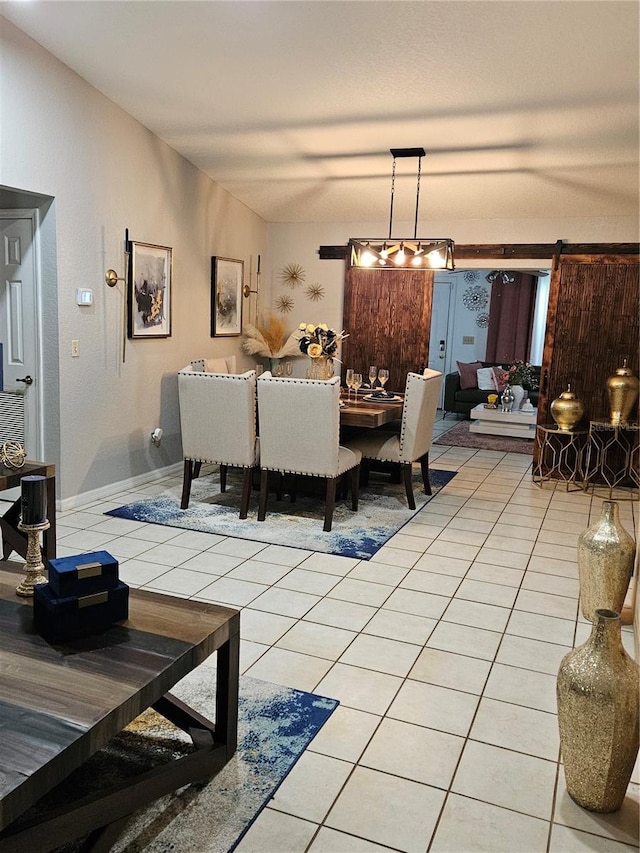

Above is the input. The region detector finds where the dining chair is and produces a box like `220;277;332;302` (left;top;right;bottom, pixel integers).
177;367;258;517
345;370;442;510
189;355;237;373
256;374;361;531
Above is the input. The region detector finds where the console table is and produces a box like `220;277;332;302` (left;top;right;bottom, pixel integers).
0;562;240;852
0;460;56;562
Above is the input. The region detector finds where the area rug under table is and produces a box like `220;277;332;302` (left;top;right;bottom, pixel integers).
434;419;534;455
106;468;456;560
43;673;338;853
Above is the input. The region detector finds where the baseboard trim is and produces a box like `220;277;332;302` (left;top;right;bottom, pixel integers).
58;463;183;513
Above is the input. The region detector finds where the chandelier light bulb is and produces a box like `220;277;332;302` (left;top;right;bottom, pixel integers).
361;250;376;267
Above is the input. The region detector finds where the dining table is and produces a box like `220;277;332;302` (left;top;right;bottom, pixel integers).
339;391;404;428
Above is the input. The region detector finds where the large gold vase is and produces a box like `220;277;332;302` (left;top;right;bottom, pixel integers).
550;385;585;431
557;609;639;813
606;359;639;425
577;500;636;621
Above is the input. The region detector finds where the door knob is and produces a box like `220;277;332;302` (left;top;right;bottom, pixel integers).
16;375;33;385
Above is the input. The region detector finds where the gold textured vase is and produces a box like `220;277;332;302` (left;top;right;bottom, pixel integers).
577;501;636;621
550;385;585;431
557;609;640;813
306;355;334;380
606;359;639;426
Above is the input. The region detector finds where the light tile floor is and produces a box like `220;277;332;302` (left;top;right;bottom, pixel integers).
47;415;639;852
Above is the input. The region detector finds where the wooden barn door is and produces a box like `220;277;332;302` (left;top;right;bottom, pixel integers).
342;268;434;394
534;254;639;467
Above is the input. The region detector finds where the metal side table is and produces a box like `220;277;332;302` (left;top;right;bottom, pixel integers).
532;425;588;491
583;420;639;500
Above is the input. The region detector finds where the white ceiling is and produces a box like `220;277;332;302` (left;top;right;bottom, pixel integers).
2;0;638;226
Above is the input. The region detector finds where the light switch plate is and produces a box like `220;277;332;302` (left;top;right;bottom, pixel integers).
76;288;93;306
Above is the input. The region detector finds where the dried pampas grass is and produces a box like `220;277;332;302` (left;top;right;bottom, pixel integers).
242;314;301;359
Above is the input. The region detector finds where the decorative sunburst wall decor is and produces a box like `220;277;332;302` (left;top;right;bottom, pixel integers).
462;285;488;311
276;295;294;313
280;263;306;289
463;270;479;283
306;283;325;302
476;312;490;328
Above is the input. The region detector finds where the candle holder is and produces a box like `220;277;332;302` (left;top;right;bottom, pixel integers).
15;519;50;597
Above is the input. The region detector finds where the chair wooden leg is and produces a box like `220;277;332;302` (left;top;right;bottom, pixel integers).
351;464;360;511
289;473;297;503
239;467;253;519
420;452;432;495
360;460;370;486
324;477;337;532
402;462;416;510
194;461;202;478
258;469;269;521
180;460;193;510
220;464;227;493
275;472;283;502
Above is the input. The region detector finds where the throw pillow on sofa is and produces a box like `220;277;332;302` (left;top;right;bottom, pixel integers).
476;367;497;391
456;360;484;390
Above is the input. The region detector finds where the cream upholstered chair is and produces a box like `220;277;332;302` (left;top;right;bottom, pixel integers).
177;367;258;517
256;374;361;532
345;370;442;510
190;355;237;374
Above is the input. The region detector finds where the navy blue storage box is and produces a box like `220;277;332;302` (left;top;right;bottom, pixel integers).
47;550;119;598
33;581;129;641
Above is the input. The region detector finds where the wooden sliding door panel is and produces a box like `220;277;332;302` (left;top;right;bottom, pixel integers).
342;268;433;394
536;256;639;469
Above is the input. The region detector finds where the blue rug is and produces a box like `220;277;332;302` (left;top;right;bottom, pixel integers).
107;468;456;559
47;673;338;853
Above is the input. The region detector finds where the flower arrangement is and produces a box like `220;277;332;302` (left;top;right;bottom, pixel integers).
242;313;301;359
498;360;539;389
296;323;348;361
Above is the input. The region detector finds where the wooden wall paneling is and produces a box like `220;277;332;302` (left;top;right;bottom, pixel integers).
342;268;434;394
534;255;639;472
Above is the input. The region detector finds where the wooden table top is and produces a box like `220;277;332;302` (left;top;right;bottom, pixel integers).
339;393;404;428
0;460;55;491
0;562;240;831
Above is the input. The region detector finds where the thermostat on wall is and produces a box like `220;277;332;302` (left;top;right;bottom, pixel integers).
76;288;93;306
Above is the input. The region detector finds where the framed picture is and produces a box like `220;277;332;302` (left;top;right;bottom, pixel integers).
128;241;172;338
211;257;243;336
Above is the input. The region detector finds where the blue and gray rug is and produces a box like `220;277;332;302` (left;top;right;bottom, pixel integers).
48;672;338;853
107;468;456;559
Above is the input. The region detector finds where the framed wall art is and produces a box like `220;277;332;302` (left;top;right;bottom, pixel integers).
128;241;172;338
211;256;243;336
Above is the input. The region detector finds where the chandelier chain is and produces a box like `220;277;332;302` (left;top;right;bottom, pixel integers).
414;155;422;240
388;156;397;240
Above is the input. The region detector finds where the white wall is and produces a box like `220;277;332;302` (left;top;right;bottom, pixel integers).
0;20;266;501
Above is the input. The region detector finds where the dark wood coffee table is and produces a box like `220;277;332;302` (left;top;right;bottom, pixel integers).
0;562;240;852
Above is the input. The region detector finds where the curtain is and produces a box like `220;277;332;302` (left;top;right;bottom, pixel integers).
485;273;538;363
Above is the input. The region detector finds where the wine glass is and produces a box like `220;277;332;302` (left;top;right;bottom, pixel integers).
368;365;378;390
345;368;354;404
285;360;293;377
352;372;362;404
378;368;389;395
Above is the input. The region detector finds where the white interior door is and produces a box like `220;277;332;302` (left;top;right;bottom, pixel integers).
0;212;43;464
428;281;453;407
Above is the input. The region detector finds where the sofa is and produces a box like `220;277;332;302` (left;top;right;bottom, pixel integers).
444;361;540;418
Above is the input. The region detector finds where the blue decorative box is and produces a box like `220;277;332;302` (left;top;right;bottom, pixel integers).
33;581;129;641
47;550;119;598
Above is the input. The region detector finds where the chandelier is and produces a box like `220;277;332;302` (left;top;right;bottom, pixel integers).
348;147;455;271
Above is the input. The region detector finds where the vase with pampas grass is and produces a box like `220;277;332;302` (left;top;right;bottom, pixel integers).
242;314;302;373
